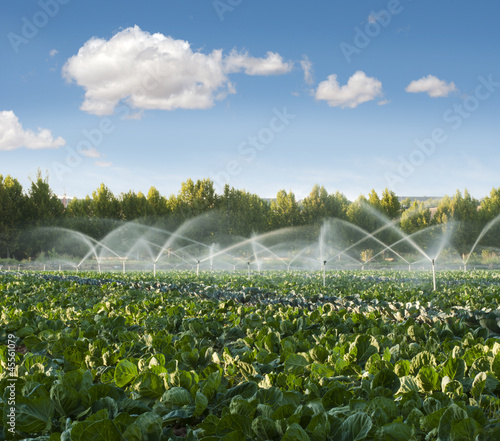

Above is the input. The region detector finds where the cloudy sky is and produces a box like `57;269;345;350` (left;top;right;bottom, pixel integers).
1;0;499;200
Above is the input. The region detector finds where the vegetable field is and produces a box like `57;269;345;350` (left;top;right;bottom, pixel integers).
1;270;500;440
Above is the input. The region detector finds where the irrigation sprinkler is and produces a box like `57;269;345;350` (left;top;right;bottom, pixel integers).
322;260;327;287
247;261;251;278
122;260;126;274
408;264;411;271
59;265;61;272
431;259;436;291
153;262;156;278
43;265;46;271
196;261;200;277
287;263;291;272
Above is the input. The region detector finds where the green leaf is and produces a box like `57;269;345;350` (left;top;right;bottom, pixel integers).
255;387;283;409
114;359;138;388
307;412;331;441
492;352;500;380
162;387;192;407
322;387;352;410
416;365;440;392
372;368;401;394
122;412;162;441
284;354;309;375
201;371;221;401
282;423;311;441
131;372;164;399
334;412;372;441
353;334;379;365
78;419;122;441
375;422;413;441
450;418;482;441
441;357;466;381
251;416;279;440
10;396;54;433
194;391;209;417
438;404;468;441
50;383;82;417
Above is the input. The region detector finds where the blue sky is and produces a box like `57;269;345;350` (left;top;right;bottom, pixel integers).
1;0;499;201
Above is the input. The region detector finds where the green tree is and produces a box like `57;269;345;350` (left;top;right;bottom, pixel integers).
380;188;401;219
147;186;168;217
25;170;64;223
479;187;500;223
120;191;151;220
220;184;269;236
0;175;26;258
268;189;301;229
301;184;330;225
400;201;432;235
434;190;480;257
169;178;217;222
92;183;121;219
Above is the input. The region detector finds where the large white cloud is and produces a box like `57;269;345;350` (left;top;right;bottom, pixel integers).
0;110;65;151
315;71;383;108
405;75;457;97
63;26;292;115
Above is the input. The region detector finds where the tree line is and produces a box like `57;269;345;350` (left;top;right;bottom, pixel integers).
1;171;500;260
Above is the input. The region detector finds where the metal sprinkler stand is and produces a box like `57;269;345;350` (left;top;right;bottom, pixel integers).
196;261;200;277
431;259;436;291
247;261;251;278
153;262;156;278
323;260;327;287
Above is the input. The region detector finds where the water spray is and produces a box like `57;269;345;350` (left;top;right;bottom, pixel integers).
431;259;436;291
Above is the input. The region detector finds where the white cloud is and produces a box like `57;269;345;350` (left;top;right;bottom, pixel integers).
405;75;457;97
315;71;383;108
378;99;390;106
0;110;65;151
95;161;112;167
63;26;292;115
82;147;101;158
49;49;58;57
368;14;377;23
300;55;314;85
224;50;292;75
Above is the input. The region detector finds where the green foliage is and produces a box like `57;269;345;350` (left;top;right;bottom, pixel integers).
2;263;500;439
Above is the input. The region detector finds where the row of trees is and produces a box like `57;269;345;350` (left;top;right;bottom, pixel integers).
1;171;500;259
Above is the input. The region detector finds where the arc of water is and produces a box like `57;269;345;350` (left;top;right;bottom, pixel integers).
465;215;500;266
326;220;419;264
